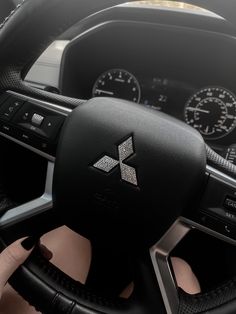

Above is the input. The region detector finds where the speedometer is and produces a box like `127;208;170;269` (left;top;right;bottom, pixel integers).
92;69;141;103
184;87;236;139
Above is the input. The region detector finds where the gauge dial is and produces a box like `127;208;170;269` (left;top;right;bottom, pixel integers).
92;69;141;103
184;87;236;139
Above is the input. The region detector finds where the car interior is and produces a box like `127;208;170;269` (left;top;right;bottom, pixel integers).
1;0;236;313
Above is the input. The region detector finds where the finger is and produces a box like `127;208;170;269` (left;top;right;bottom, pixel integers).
0;237;38;291
39;244;53;260
171;257;201;294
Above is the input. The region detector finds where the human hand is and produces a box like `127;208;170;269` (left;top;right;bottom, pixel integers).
0;237;52;300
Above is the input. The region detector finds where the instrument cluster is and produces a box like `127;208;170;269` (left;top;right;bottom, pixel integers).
92;68;236;142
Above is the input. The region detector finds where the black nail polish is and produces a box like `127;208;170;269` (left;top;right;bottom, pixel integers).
21;237;38;251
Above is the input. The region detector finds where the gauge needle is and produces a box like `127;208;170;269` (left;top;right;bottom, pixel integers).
187;107;210;114
205;126;209;133
95;89;114;96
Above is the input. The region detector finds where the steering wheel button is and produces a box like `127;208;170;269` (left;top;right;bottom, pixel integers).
2;125;10;132
22;133;30;141
199;213;236;240
224;197;236;212
32;113;44;126
200;175;236;212
0;123;14;136
0;97;24;121
203;207;236;224
22;112;30;121
41;116;64;139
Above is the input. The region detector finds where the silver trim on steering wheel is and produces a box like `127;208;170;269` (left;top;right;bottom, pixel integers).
150;220;191;314
150;165;236;314
0;161;54;228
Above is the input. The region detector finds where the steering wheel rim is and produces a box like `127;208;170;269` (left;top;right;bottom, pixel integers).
1;1;236;314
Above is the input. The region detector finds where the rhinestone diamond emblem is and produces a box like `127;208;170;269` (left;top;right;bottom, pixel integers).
93;136;138;186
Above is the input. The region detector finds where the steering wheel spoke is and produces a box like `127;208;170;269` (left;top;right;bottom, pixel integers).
0;90;70;240
0;161;59;242
182;165;236;245
203;165;236;232
130;249;169;314
150;163;236;314
150;221;191;314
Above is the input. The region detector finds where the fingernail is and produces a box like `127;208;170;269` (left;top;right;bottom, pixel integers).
21;237;38;251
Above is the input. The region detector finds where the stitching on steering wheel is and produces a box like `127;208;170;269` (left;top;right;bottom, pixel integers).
0;0;27;30
206;144;236;178
51;292;76;314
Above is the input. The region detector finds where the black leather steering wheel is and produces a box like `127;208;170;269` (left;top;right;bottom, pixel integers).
1;1;236;313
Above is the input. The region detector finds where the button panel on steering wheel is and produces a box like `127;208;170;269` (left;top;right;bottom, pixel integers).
0;92;67;157
193;171;236;240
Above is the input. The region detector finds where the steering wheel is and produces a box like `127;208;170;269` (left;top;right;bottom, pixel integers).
1;0;236;313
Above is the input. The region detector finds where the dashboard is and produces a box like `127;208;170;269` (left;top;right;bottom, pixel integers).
31;2;236;164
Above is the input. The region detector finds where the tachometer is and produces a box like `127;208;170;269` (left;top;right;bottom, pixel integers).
92;69;141;103
184;87;236;139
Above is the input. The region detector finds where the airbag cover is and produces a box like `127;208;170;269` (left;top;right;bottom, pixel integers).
54;97;206;248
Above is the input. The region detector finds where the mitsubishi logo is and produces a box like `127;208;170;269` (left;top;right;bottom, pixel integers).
93;136;138;186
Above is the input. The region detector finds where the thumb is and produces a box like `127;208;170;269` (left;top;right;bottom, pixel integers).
0;237;37;294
